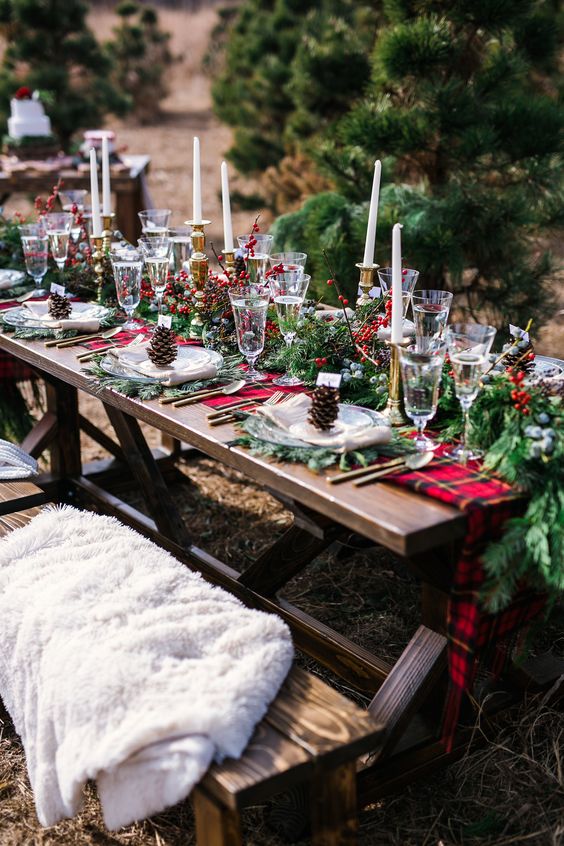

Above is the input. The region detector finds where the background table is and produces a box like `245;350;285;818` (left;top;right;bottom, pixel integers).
0;154;151;243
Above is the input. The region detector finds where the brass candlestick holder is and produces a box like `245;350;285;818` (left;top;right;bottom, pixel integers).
222;248;235;275
356;262;379;307
101;213;115;254
385;338;409;426
185;219;211;340
91;235;105;304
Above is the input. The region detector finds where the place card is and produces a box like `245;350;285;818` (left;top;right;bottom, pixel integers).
50;282;65;296
316;372;342;388
158;314;172;329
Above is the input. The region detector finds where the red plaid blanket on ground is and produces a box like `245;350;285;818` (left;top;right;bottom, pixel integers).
390;449;546;750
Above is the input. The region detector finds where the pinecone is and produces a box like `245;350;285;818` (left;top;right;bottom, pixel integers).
233;253;246;279
147;325;177;367
505;336;535;373
308;386;340;431
48;292;72;320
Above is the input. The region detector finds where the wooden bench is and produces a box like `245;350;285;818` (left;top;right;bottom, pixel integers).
0;480;384;845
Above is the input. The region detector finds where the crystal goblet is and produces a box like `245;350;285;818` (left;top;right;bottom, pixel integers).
237;234;274;285
269;252;307;276
229;285;270;382
169;226;192;274
399;344;446;453
268;272;311;387
59;189;87;242
445;323;497;463
378;267;419;318
138;208;171;238
19;222;49;295
110;247;143;330
138;235;172;315
412;290;454;353
44;212;73;283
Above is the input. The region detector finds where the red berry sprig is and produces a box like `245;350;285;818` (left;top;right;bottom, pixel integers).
509;370;531;414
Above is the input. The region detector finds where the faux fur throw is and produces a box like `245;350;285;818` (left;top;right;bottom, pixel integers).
0;506;293;829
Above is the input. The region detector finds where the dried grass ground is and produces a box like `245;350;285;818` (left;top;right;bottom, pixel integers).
2;3;564;845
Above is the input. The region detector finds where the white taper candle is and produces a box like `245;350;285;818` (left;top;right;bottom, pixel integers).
391;222;403;344
101;135;111;217
193;136;202;224
221;161;234;252
362;159;381;266
89;148;102;238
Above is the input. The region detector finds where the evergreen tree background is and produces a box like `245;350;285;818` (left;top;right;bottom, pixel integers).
0;0;130;150
214;0;564;327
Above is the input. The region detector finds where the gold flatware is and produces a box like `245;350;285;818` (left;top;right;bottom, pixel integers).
327;456;406;485
16;290;37;303
206;399;259;419
207;392;286;426
45;326;122;349
168;379;248;408
353;451;434;487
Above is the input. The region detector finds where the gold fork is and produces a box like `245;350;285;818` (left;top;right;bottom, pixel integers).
208;391;287;427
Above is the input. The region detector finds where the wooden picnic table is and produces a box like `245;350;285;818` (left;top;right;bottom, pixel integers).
0;155;151;243
0;330;558;808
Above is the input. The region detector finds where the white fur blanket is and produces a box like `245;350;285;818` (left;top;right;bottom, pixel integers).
0;506;293;829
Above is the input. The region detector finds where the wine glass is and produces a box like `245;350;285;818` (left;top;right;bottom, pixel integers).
19;222;48;295
269;252;307;275
138;208;171;237
399;344;446;453
138;235;172;315
378;267;419;318
412;290;454;353
110;247;143;330
44;212;73;283
59;189;87;242
228;285;270;382
169;226;192;274
237;234;274;285
268;272;311;387
445;323;497;463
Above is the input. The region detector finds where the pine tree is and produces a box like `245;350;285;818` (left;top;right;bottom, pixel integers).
0;0;130;150
269;0;564;326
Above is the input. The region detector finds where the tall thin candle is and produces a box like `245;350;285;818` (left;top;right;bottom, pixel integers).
221;161;234;251
193;136;202;224
89;148;102;238
390;223;403;344
101;135;111;216
362;160;381;266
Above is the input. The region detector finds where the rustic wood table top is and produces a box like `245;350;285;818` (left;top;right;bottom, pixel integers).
0;331;466;557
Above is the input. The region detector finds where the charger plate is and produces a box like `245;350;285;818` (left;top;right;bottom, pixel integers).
244;404;388;449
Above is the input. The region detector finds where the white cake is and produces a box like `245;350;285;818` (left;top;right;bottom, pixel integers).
8;96;51;138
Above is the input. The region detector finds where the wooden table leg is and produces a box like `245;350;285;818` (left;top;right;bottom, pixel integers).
20;411;58;459
311;761;358;846
104;403;192;547
45;377;81;476
193;787;242;846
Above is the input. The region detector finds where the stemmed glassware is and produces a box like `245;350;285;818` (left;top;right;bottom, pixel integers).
169;226;192;274
138;208;171;237
399;344;446;453
59;189;87;243
138;235;172;315
110;247;143;330
228;285;270;382
445;323;497;463
269;252;307;275
378;267;419;318
44;212;73;283
237;234;274;285
19;222;49;295
268;272;311;387
412;290;453;352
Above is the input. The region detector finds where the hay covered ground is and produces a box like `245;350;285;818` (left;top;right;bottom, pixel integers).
1;3;564;845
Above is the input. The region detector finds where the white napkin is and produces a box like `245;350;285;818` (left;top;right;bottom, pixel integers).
257;394;391;452
0;440;38;479
23;301;101;332
112;341;218;386
0;270;25;290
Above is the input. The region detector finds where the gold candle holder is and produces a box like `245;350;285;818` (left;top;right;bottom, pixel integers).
185;219;210;340
91;236;105;304
385;339;409;426
101;213;115;254
222;248;235;275
356;262;379;307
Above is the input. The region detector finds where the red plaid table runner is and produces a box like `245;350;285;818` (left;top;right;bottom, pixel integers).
389;447;546;750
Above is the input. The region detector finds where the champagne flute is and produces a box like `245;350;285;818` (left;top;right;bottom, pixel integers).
237;233;274;285
138;235;172;315
412;290;453;352
445;323;497;463
228;285;270;382
169;226;192;274
138;208;171;237
44;212;73;284
378;267;419;319
59;189;87;242
19;222;49;296
110;247;143;330
268;272;311;386
399;344;446;452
